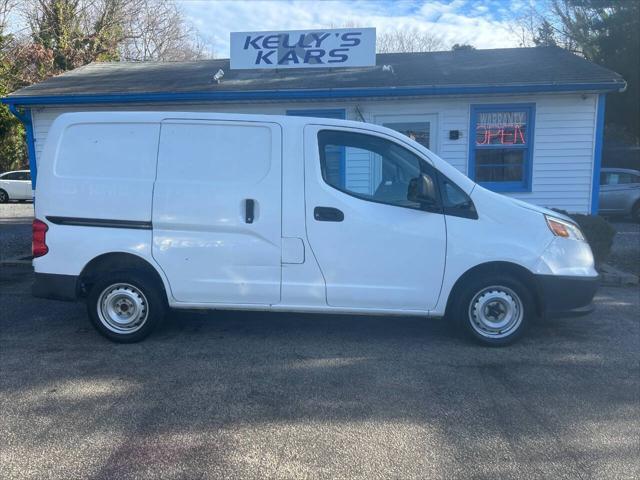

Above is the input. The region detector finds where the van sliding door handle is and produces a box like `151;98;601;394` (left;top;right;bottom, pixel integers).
245;199;255;224
314;206;344;222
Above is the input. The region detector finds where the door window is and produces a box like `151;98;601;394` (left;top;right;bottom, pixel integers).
288;109;346;187
317;130;438;210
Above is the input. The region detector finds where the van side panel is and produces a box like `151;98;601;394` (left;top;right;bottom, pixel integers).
151;120;282;304
37;122;160;222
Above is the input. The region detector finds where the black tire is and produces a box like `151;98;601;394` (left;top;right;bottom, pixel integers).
632;202;640;223
86;270;166;343
451;274;534;346
0;189;8;203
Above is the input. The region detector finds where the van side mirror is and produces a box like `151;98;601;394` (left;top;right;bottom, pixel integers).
408;174;439;210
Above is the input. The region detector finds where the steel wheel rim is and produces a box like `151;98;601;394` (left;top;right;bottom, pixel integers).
468;285;523;339
97;283;149;334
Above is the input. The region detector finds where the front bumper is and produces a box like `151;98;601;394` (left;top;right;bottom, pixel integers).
32;272;79;301
535;274;599;318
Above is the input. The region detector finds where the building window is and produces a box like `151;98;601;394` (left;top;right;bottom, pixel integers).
383;122;430;149
470;104;535;192
376;114;438;152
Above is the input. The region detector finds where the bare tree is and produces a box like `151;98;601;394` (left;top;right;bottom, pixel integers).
376;28;444;53
18;0;206;66
119;0;206;61
21;0;139;70
509;0;591;53
0;0;19;32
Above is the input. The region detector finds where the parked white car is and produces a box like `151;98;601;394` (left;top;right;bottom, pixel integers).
32;112;599;345
0;169;32;202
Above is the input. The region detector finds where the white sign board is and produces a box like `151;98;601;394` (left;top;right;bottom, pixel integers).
230;28;376;70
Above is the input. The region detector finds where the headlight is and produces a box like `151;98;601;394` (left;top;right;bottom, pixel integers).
545;215;585;241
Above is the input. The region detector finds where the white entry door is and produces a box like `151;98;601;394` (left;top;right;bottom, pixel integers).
152;120;282;305
304;126;446;311
375;114;439;153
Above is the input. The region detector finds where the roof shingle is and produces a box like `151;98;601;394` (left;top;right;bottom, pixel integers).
7;47;624;98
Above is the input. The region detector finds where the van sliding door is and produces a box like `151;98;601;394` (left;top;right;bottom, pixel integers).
152;120;282;305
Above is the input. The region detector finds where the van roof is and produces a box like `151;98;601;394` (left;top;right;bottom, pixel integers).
54;111;378;129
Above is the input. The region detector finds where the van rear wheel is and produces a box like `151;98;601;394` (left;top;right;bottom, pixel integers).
87;271;165;343
632;202;640;223
452;274;533;346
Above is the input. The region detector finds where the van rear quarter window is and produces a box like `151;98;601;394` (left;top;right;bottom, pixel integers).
56;123;159;179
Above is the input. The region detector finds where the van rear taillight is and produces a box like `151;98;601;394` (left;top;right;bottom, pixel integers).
32;219;49;258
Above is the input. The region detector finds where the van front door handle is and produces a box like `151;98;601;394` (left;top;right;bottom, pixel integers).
245;199;255;224
314;206;344;222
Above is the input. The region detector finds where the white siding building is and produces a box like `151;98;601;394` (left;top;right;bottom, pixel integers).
4;47;625;214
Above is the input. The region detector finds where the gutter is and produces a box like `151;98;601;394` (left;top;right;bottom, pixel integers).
7;105;37;189
0;81;627;107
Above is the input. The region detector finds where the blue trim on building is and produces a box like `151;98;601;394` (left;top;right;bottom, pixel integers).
468;103;536;193
8;105;37;189
1;82;624;107
286;108;347;186
591;93;606;214
285;108;346;118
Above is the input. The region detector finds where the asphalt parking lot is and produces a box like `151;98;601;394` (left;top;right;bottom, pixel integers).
1;205;639;479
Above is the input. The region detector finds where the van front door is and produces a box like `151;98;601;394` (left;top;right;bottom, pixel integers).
304;127;446;311
152;120;282;305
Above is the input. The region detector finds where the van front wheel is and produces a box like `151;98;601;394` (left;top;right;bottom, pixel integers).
87;271;165;343
453;275;533;346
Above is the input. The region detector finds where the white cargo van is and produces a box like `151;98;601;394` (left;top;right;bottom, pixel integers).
32;112;598;345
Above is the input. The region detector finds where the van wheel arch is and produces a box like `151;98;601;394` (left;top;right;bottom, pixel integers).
79;252;168;303
445;261;542;319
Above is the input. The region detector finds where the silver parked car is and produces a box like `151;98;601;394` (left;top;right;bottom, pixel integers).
599;168;640;221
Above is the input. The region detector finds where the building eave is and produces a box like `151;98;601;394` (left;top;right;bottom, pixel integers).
1;81;627;106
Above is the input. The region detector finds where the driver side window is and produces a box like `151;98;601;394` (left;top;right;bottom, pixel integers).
317;130;437;210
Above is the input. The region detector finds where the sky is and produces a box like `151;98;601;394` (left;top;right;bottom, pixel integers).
180;0;531;57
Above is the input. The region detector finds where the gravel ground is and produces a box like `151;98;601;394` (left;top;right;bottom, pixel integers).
0;202;34;219
608;221;640;277
0;203;33;261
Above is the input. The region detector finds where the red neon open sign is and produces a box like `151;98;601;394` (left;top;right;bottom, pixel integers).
475;111;528;146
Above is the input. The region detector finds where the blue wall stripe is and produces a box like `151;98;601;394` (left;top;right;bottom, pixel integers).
1;82;624;106
591;93;606;214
